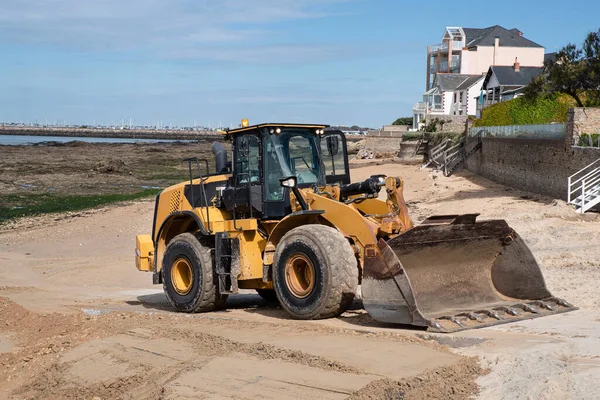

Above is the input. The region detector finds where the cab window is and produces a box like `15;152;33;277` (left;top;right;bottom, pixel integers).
320;132;350;184
320;136;345;176
235;134;260;185
288;135;318;184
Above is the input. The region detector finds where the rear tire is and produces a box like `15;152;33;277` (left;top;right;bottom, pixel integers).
162;233;227;313
273;225;358;320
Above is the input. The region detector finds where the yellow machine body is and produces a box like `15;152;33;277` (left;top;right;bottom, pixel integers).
135;122;576;332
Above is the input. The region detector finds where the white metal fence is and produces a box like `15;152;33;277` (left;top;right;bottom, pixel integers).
468;123;566;139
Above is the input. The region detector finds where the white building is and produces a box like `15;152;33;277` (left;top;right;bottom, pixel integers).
422;74;484;116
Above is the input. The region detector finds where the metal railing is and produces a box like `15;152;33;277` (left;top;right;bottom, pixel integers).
572;134;600;148
429;41;464;54
439;59;460;72
429;44;444;53
469;124;566;139
568;158;600;213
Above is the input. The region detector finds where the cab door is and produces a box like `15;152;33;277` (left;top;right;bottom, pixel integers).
321;130;350;184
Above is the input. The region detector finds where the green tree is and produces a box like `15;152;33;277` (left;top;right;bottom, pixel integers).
583;28;600;105
392;117;413;126
524;28;600;107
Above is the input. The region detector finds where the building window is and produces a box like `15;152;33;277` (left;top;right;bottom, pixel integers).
433;95;442;110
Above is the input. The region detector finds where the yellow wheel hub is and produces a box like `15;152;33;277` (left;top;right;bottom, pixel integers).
171;257;193;295
285;253;315;298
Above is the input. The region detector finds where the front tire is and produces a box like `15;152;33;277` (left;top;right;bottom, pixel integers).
273;225;358;319
162;233;227;312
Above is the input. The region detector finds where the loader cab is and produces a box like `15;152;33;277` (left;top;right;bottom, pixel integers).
222;123;350;220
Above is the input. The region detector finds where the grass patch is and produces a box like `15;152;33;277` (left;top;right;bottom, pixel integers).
426;131;465;146
0;189;161;221
401;132;424;141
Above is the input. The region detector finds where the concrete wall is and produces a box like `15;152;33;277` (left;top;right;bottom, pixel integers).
465;136;600;199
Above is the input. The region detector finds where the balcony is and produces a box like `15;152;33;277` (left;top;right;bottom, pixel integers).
428;40;464;54
439;59;460;72
432;56;460;73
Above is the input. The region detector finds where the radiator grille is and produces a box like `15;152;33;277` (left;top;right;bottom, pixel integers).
169;191;181;213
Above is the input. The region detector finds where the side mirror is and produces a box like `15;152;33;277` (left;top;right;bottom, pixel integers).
326;136;339;156
279;176;297;188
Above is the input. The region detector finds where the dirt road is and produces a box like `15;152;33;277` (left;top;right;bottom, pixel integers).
1;163;599;399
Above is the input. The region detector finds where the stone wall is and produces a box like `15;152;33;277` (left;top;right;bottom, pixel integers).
397;141;423;164
363;135;403;157
465;136;600;199
0;126;222;141
366;130;404;138
382;125;409;133
566;108;600;146
424;115;468;133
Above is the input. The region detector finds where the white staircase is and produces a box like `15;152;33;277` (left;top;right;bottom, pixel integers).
568;158;600;213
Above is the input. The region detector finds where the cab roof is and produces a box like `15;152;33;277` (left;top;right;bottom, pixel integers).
226;123;329;135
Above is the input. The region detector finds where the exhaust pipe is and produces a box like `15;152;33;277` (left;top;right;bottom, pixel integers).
212;142;229;173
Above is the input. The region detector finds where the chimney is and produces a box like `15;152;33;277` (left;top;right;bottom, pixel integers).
493;37;499;65
514;57;520;72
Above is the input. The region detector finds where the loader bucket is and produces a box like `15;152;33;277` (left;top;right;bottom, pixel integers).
362;215;577;333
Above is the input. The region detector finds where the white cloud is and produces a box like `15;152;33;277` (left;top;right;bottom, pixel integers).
0;0;351;48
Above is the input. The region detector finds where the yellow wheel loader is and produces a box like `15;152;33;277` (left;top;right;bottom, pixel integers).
135;122;576;332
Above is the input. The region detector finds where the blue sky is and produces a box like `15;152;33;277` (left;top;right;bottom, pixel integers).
1;0;599;128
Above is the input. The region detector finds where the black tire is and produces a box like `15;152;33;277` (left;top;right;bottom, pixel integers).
256;289;279;303
162;233;227;313
273;225;358;320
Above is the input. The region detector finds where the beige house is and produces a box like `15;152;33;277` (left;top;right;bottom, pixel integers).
426;26;544;90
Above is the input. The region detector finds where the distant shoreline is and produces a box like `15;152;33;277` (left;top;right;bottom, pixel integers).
0;126;224;141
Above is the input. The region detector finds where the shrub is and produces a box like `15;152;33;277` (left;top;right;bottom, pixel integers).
422;118;438;132
578;133;600;147
474;95;573;127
